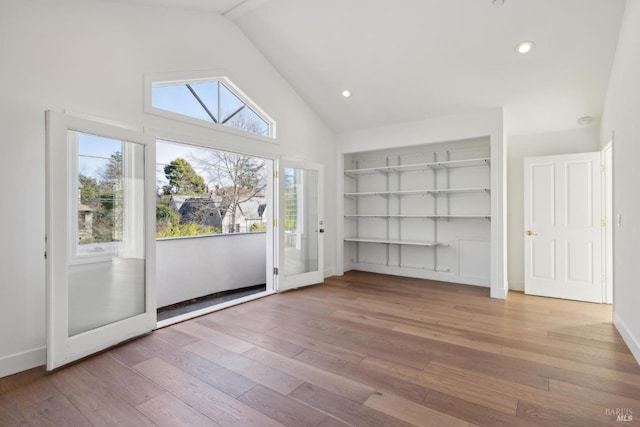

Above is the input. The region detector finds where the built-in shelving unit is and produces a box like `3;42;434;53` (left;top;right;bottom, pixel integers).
342;138;492;285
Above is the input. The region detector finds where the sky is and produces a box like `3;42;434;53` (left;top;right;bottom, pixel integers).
77;132;123;179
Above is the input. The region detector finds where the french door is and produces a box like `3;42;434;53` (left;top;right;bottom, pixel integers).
524;152;603;302
278;160;324;291
46;112;156;370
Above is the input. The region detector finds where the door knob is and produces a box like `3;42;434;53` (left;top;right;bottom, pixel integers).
526;230;537;236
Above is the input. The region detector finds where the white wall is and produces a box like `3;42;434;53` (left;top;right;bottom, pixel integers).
157;234;266;308
507;127;600;291
600;0;640;363
0;0;336;378
336;108;508;299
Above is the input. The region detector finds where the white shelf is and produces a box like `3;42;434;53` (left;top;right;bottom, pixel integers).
344;157;490;177
344;214;491;220
344;237;439;247
344;187;490;198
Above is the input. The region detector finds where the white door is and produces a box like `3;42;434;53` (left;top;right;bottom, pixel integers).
46;111;156;370
278;160;324;291
524;152;603;302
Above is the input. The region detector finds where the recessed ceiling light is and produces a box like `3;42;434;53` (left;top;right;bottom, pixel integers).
577;116;594;126
342;90;351;98
492;0;505;8
515;41;535;54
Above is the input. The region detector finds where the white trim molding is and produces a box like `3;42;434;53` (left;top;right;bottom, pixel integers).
613;311;640;365
0;347;45;379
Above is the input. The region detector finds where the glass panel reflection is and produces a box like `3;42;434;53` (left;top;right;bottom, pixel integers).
284;167;319;276
68;132;146;336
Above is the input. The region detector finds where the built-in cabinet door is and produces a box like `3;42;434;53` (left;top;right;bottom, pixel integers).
46;111;156;370
277;160;324;291
524;152;603;302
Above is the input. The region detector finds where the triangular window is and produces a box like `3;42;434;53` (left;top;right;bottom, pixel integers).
151;78;273;138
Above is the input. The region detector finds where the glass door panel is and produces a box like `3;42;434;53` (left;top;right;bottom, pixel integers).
69;133;146;336
46;112;156;370
279;160;323;291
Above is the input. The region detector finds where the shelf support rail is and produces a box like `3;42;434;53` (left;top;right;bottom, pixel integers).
355;160;360;264
433;152;439;271
397;155;402;268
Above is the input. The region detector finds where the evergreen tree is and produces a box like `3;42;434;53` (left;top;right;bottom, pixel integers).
163;158;206;195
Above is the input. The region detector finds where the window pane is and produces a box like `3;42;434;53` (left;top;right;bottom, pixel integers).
226;106;270;137
284;167;319;276
77;133;124;251
151;79;272;137
152;84;213;122
219;82;245;123
189;81;219;122
70;132;146;336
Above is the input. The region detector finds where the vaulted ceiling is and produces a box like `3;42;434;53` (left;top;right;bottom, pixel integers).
100;0;626;136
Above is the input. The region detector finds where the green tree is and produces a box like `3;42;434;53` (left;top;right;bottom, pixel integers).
95;151;123;242
77;151;124;244
156;203;180;229
78;174;99;205
163;158;206;195
191;152;266;233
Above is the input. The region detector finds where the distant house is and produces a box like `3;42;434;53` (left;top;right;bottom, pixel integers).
209;187;267;233
236;197;267;232
177;197;223;230
168;195;190;212
169;192;266;233
77;203;94;243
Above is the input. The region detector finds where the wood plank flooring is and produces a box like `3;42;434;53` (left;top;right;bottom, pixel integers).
1;271;639;426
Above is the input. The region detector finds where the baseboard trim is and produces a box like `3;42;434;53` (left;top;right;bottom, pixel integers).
613;312;640;365
491;287;508;299
0;347;46;379
348;263;490;287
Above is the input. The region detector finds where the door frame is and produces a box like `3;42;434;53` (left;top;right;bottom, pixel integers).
147;122;280;328
46;111;157;370
602;141;613;304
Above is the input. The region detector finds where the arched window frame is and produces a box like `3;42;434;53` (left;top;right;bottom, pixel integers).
144;71;276;140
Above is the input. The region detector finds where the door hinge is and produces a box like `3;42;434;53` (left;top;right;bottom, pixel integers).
273;219;278;227
601;219;606;228
601;275;606;284
44;251;47;260
274;171;279;178
273;267;279;275
600;164;605;172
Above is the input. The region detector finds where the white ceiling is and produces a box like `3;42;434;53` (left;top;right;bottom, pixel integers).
96;0;267;16
101;0;627;136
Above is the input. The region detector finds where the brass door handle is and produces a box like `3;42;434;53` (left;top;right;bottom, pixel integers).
526;230;538;236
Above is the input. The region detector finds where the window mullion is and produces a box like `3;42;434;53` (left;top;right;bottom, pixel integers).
185;83;218;123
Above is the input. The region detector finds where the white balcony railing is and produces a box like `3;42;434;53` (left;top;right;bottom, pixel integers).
156;232;267;307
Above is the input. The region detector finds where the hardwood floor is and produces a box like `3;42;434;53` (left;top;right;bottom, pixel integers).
1;271;639;426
